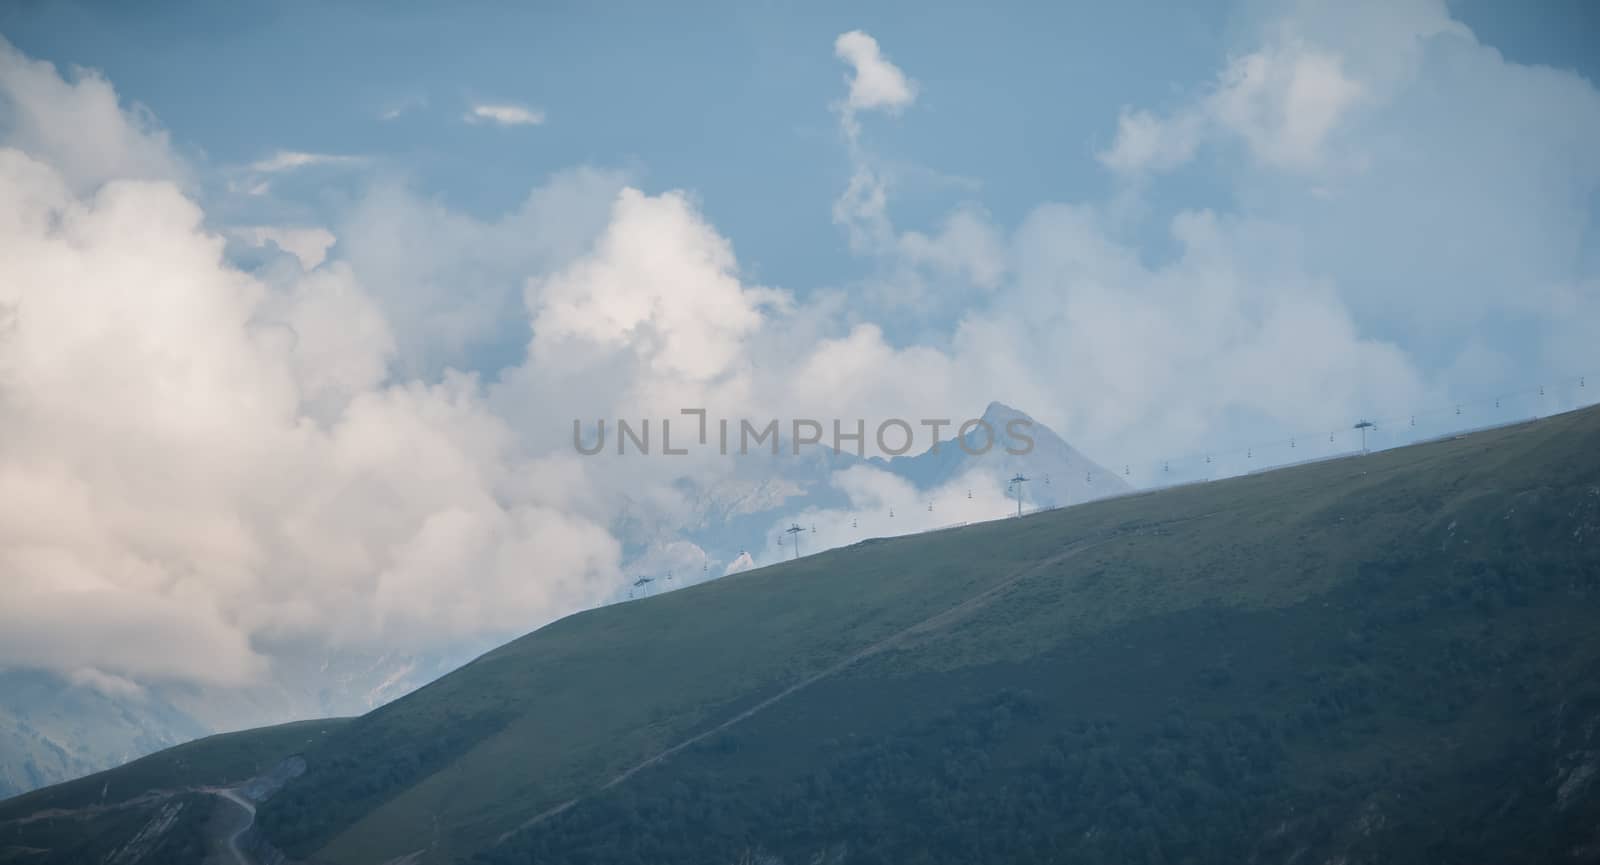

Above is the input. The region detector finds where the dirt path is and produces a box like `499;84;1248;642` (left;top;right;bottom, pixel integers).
494;531;1136;843
206;787;256;865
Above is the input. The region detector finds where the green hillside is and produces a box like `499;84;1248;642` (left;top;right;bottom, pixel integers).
0;718;349;864
6;405;1600;865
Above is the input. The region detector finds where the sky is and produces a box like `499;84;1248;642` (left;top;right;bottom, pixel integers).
0;0;1597;699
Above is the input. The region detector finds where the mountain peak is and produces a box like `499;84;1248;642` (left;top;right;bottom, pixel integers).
980;400;1032;425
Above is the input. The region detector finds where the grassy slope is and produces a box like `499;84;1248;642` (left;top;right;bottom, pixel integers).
240;405;1600;864
4;406;1596;864
0;717;351;822
0;718;350;864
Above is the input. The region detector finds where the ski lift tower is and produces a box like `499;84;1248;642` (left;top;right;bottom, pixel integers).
784;523;805;559
1354;420;1377;454
1008;473;1029;518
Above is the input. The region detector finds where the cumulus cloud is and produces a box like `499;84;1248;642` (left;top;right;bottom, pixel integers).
834;30;917;139
0;149;628;683
494;185;795;484
1;0;1596;703
0;36;185;193
897;206;1008;292
336;166;628;379
1094;0;1600;395
1211;41;1364;171
1098;35;1363;175
821;0;1596;464
0;54;625;689
464;102;545;127
957;205;1426;457
1098;107;1205;175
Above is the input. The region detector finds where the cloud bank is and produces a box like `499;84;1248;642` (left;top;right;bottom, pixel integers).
1;0;1597;698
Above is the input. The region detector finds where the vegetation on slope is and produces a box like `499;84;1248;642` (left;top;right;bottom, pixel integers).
0;718;350;864
253;406;1600;864
6;406;1600;865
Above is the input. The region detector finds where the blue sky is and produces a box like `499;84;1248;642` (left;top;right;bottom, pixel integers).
3;0;1593;289
5;1;1595;379
3;0;1235;289
0;0;1597;693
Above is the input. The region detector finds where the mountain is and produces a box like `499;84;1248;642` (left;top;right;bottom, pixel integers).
4;403;1599;864
878;400;1132;505
0;648;455;802
0;670;209;800
620;401;1130;584
0;401;1118;800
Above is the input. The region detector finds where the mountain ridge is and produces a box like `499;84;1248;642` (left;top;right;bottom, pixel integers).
4;403;1597;864
0;401;1118;800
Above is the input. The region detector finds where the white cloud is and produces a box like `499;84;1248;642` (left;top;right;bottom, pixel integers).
0;155;629;684
247;150;363;173
1211;42;1363;171
828;31;1004;311
898;206;1007;292
2;0;1597;707
67;668;148;700
1098;107;1204;175
0;37;185;194
494;184;794;469
0;56;626;688
336;167;628;379
464;102;545;127
831;166;893;253
1098;37;1362;175
528;188;776;383
833;30;917;140
1089;0;1598;411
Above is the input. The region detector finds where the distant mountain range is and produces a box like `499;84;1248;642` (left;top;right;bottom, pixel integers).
881;401;1131;506
618;401;1131;584
0;648;454;801
0;402;1122;798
